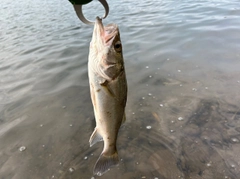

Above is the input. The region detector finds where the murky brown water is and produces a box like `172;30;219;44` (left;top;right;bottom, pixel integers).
1;0;240;178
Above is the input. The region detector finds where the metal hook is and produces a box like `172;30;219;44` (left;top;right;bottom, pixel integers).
73;0;109;25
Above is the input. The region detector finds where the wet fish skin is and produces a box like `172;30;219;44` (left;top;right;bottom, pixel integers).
88;17;127;176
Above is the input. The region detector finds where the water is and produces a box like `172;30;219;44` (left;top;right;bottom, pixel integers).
1;0;240;178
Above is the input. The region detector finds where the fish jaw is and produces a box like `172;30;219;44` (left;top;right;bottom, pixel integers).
91;17;104;47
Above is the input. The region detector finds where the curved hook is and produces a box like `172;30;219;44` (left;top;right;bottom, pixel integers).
73;0;109;25
98;0;109;19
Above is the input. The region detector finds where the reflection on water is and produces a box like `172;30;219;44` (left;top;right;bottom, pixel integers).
1;0;240;178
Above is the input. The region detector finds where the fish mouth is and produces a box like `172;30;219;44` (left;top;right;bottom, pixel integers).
94;17;118;45
95;16;104;29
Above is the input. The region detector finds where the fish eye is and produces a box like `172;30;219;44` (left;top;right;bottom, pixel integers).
114;41;122;52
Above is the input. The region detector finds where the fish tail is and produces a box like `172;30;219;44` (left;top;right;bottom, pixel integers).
93;152;119;176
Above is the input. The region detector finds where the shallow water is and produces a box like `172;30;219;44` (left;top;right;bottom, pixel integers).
1;0;240;178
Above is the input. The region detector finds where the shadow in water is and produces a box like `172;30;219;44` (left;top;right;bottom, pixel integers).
177;99;240;179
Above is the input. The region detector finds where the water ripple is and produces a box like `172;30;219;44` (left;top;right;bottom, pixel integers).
1;0;240;178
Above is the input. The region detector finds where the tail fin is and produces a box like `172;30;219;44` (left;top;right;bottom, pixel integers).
93;152;119;176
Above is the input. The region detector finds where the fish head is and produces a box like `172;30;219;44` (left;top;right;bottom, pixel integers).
90;17;124;79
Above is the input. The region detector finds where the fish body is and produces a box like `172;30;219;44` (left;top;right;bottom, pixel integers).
88;17;127;176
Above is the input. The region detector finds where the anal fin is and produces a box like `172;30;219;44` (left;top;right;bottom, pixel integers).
89;128;103;147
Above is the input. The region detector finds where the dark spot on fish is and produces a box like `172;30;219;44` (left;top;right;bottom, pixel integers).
106;111;112;117
96;89;101;92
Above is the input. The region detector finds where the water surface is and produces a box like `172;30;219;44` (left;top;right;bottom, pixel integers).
1;0;240;178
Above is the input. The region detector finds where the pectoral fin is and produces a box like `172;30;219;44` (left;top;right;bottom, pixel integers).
89;128;103;147
100;80;115;98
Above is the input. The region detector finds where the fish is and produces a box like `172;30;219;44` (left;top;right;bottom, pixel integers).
88;17;127;176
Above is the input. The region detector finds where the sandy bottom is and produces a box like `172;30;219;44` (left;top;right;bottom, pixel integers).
1;70;240;179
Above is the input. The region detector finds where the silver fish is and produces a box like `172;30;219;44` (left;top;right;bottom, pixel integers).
88;17;127;176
